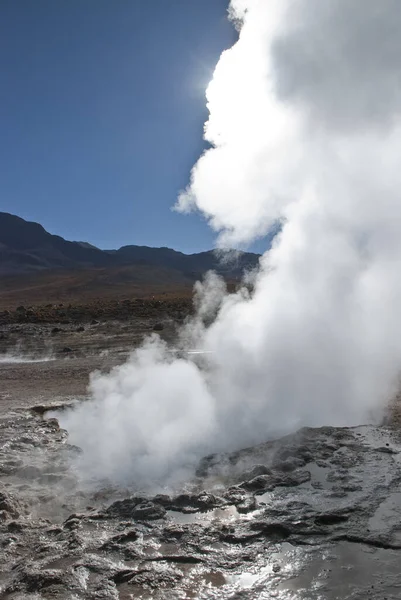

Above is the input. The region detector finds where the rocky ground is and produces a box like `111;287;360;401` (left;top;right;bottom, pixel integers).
1;316;401;599
0;313;183;413
0;297;192;326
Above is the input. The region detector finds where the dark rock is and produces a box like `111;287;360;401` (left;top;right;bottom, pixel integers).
132;501;166;520
315;512;350;526
237;496;257;514
76;326;85;332
195;492;224;511
147;554;204;564
51;327;62;334
106;498;165;520
62;514;83;530
240;464;271;481
105;497;144;517
274;457;305;472
107;530;139;545
223;487;248;505
61;347;72;353
376;446;398;455
112;569;138;584
169;492;224;512
0;490;23;519
91;319;99;325
249;521;291;539
153;322;164;331
45;418;60;431
240;475;272;492
152;494;172;506
274;469;312;487
13;569;64;593
128;566;183;589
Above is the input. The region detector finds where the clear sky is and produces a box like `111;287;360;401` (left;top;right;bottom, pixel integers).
0;0;237;252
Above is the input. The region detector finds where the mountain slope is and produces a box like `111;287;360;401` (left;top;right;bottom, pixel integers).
0;213;116;275
0;212;262;278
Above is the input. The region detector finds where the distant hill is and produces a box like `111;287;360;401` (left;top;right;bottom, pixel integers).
0;212;262;280
0;212;115;274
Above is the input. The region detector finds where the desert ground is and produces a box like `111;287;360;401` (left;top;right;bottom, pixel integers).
1;300;401;599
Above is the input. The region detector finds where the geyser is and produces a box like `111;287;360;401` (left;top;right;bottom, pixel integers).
63;0;401;485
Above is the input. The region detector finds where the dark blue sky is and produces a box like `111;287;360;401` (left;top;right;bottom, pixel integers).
0;0;237;252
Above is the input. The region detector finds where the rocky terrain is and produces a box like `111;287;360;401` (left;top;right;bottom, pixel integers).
0;297;192;326
1;318;401;599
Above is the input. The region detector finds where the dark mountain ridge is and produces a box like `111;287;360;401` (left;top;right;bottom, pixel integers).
0;212;261;279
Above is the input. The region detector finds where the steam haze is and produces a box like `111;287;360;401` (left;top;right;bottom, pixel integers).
62;0;401;485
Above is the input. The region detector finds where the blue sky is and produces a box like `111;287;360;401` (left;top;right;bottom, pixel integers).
0;0;237;252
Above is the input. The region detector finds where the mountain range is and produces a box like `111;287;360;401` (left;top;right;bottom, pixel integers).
0;212;263;278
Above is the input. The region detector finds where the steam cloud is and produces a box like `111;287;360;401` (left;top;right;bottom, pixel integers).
63;0;401;485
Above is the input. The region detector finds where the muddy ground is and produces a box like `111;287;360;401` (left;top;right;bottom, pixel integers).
0;314;182;413
1;317;401;599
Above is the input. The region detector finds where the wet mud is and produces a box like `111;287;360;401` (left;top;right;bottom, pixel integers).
1;409;401;598
1;324;401;598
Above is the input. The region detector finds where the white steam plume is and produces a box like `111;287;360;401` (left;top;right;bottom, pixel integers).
62;0;401;485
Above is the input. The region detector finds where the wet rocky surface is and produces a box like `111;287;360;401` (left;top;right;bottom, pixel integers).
2;323;401;598
1;406;401;599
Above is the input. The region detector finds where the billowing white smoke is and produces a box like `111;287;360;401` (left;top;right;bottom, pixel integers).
63;0;401;485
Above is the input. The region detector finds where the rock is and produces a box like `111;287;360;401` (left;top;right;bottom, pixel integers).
195;492;223;511
76;326;85;332
63;516;81;531
112;569;138;584
128;566;183;589
152;494;172;506
240;464;271;481
105;497;144;517
237;496;257;514
106;497;166;520
0;490;24;519
90;580;119;599
107;530;139;545
274;469;312;487
274;457;305;472
7;521;24;533
376;446;398;454
223;487;248;505
20;569;65;593
45;418;60;431
61;347;72;353
169;492;224;512
153;323;164;331
132;501;166;520
240;475;272;492
249;521;291;540
51;327;62;334
314;511;350;526
91;319;99;325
